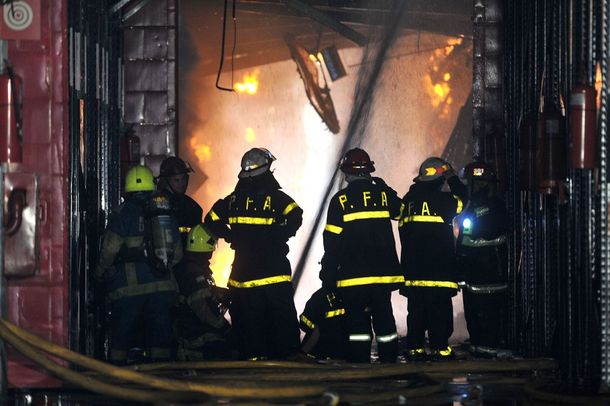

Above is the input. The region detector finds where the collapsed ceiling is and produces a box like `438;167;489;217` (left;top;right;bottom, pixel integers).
181;0;472;75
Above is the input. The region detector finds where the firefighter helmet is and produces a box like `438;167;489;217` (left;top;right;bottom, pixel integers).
238;147;276;179
414;157;450;182
186;224;217;253
159;156;194;178
461;161;496;181
125;165;155;193
339;148;375;174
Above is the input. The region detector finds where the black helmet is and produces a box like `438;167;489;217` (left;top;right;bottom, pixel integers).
238;147;276;179
159;156;194;178
414;157;450;182
461;161;496;181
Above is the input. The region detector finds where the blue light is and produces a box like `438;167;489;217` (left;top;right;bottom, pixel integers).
462;218;472;228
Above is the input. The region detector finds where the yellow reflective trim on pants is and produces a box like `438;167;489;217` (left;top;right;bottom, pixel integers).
178;226;191;234
454;195;463;214
336;275;405;288
180;333;224;349
402;215;445;223
109;349;127;362
377;332;398;343
325;308;346;318
187;288;212;305
325;224;343;234
228;275;291;288
408;348;426;355
300;315;315;329
404;280;459;289
124;235;145;247
437;346;453;356
283;202;299;215
125;263;138;287
150;347;172;359
108;280;177;300
349;334;372;342
343;210;390;222
228;216;275;225
209;210;220;221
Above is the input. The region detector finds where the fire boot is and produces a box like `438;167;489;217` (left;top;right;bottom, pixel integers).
430;346;455;361
405;347;428;362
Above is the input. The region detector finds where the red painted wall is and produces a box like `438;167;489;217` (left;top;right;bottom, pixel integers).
6;0;68;387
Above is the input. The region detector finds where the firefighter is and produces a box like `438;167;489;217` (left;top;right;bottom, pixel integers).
321;148;404;363
173;224;233;360
204;147;302;360
455;161;509;358
156;156;203;245
299;287;349;360
96;165;182;364
399;157;466;361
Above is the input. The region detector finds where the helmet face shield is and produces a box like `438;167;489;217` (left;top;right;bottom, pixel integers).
238;147;276;179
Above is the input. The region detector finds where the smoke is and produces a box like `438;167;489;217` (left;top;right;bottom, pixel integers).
180;5;472;339
292;1;411;287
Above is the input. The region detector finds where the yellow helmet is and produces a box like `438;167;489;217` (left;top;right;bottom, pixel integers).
186;224;217;253
125;165;155;193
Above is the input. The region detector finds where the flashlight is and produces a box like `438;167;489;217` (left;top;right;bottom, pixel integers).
462;217;473;234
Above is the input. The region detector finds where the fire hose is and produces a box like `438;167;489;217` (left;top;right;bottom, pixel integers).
128;357;558;381
0;319;566;403
0;319;445;403
0;319;324;401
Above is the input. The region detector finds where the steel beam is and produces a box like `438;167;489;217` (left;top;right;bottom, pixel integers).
283;0;367;46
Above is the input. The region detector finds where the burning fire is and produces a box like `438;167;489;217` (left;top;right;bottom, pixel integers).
234;70;260;94
596;62;603;112
424;35;465;118
189;135;212;163
245;127;256;142
210;243;234;287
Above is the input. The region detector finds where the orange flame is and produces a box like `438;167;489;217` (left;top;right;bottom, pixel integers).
189;136;212;163
210;244;234;287
245;127;256;143
422;36;465;118
234;70;259;94
596;62;603;112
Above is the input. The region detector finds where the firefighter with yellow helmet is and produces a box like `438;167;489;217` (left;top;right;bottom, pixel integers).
96;165;182;364
321;147;404;363
399;157;466;361
173;224;233;360
204;147;303;360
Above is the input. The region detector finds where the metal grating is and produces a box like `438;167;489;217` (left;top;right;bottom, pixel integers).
600;0;610;391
